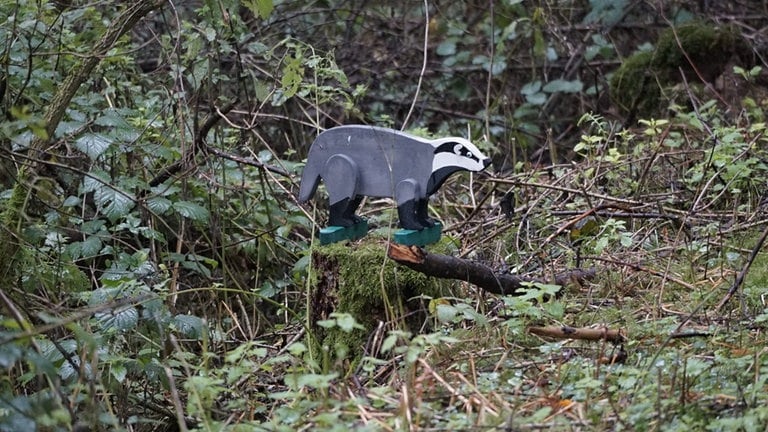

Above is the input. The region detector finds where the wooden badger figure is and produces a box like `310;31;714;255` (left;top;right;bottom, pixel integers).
298;125;490;230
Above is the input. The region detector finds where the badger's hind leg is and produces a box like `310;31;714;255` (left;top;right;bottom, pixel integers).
324;155;359;227
415;199;436;227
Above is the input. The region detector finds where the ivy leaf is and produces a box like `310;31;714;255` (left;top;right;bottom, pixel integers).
75;133;113;160
173;201;209;222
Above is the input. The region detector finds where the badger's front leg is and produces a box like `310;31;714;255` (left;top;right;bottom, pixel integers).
395;179;425;230
415;199;436;228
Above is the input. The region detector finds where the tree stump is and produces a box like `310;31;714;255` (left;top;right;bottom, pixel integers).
309;240;452;363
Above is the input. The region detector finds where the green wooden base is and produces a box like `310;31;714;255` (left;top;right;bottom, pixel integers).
394;223;442;246
319;220;369;245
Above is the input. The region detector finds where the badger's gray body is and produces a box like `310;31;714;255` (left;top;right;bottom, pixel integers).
298;125;490;230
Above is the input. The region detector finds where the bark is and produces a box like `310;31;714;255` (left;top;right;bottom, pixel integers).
387;243;596;296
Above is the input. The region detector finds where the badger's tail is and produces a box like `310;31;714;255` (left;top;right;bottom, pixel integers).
297;160;321;203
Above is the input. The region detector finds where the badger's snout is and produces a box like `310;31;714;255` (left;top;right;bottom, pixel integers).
482;158;491;169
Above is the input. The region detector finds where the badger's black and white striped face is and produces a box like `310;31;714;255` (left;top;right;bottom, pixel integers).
432;137;490;172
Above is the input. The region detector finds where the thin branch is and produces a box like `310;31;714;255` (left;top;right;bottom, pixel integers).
714;221;768;312
401;0;429;130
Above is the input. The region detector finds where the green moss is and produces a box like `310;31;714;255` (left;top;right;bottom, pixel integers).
610;23;746;117
309;238;456;367
652;23;740;81
610;51;659;118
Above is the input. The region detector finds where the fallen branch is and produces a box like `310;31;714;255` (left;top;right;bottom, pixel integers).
386;243;595;296
527;325;626;343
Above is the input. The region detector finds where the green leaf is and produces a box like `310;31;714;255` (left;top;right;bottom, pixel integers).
173;201;209;222
380;333;398;353
75;133;113;159
520;80;542;95
436;40;457;56
542;79;584;93
110;363;128;383
332;313;364;332
173;314;205;339
146;196;172;214
94;186;135;220
280;53;304;101
242;0;273;19
436;304;458;324
95;306;139;332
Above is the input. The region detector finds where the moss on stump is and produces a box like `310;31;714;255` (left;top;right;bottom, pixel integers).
308;239;455;365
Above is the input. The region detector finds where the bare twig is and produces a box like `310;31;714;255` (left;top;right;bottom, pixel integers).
401;0;429;130
714;221;768;312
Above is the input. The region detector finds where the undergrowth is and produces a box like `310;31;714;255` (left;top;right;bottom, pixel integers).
3;1;768;431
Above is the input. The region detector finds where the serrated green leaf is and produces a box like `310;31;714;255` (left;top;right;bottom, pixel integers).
146;196;172;214
96;306;139;332
62;196;81;207
173;201;209;221
380;333;403;354
173;314;205;339
80;235;102;257
525;92;547;105
242;0;273;19
332;313;364;332
75;133;113;159
94;108;131;128
95;186;135;220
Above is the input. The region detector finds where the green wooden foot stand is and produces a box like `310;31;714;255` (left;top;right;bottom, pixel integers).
319;220;369;245
394;223;442;246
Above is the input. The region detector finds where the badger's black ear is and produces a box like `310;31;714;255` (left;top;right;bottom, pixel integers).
434;141;458;154
435;141;479;162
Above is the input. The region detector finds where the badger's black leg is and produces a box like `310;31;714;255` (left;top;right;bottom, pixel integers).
344;195;364;224
395;179;426;230
397;200;425;230
323;154;360;227
415;199;436;227
329;198;354;227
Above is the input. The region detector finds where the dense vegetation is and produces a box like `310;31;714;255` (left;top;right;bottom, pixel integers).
2;0;768;430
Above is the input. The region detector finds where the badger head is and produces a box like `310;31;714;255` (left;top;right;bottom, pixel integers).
427;137;491;195
432;137;490;173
